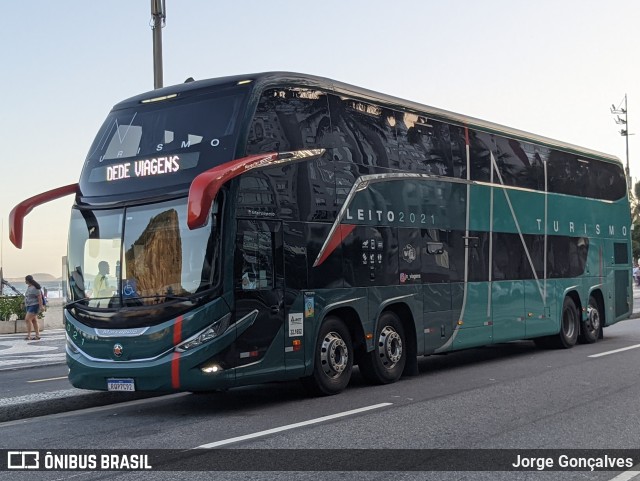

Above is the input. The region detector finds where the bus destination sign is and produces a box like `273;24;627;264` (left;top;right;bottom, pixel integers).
107;155;180;181
87;152;200;183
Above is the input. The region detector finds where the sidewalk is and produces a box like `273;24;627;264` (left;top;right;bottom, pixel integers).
0;329;66;371
0;299;66;370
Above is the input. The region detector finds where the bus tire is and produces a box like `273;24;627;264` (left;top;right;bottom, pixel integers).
301;316;353;396
554;296;580;348
578;295;601;344
359;311;406;385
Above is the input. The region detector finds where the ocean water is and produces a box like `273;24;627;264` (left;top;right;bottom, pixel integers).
1;280;64;298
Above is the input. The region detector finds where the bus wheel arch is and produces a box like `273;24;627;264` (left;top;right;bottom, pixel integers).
534;293;580;349
579;290;604;344
359;303;417;385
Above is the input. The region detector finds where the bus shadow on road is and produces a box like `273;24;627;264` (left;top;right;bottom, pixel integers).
415;341;540;376
138;342;541;416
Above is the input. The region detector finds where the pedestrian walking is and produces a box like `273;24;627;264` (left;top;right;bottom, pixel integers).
24;275;43;340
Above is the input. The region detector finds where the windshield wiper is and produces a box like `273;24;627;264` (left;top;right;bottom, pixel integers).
65;294;197;309
65;297;94;308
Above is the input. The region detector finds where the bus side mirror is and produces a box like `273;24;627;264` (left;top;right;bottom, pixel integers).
187;149;325;230
9;183;79;249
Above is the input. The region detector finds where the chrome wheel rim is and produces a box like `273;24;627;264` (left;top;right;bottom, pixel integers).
586;304;601;335
378;326;403;368
320;332;348;378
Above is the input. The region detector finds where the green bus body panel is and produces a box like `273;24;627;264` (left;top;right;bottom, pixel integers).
65;73;632;392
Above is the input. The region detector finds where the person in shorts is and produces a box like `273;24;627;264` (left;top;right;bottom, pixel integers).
24;275;43;340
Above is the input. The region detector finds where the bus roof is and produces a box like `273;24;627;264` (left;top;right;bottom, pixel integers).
116;71;621;165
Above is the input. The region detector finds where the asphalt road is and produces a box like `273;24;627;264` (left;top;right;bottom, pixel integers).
1;317;640;480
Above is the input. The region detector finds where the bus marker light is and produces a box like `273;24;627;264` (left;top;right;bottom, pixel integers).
457;320;463;326
240;351;260;358
365;333;373;340
292;340;302;352
141;93;178;103
237;80;252;85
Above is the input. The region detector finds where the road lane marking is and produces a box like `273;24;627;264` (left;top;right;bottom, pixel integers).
589;344;640;358
27;376;68;383
196;402;393;449
608;464;640;481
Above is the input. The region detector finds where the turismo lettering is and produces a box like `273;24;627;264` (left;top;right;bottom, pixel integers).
536;219;628;237
106;155;180;181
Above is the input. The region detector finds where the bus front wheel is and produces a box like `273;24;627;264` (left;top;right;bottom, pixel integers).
359;311;406;385
302;316;353;396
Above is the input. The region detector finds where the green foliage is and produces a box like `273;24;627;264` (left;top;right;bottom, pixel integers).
0;296;44;321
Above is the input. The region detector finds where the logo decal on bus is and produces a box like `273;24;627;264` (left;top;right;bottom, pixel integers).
402;244;417;263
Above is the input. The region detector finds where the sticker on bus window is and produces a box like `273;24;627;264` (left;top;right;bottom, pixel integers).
288;313;303;337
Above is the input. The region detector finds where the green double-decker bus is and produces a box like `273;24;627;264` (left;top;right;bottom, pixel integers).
10;72;632;395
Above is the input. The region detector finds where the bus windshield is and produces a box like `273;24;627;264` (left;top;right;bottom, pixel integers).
67;198;217;309
79;87;248;198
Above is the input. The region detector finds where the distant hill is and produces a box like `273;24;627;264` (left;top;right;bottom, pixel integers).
4;273;60;283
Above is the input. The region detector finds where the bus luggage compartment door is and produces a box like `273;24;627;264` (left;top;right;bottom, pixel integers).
233;219;287;382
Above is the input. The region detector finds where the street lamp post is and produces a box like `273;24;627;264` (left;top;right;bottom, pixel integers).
151;0;166;89
611;94;630;190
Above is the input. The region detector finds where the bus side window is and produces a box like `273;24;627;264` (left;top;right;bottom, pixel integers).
449;125;467;180
468;130;492;182
494;138;543;190
396;115;453;176
235;227;274;291
245;88;331;155
327;94;397;170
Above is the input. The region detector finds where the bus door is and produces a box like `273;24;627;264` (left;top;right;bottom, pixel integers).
233;219;285;381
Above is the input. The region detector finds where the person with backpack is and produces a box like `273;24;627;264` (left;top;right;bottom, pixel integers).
23;275;43;340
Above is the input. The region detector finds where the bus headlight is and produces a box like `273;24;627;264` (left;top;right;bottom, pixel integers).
175;314;230;352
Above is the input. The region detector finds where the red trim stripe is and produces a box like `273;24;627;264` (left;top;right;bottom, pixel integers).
314;224;356;267
171;316;183;389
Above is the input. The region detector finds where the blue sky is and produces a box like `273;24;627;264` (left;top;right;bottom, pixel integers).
1;0;639;278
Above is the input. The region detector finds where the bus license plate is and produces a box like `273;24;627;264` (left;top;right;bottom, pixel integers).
107;378;135;392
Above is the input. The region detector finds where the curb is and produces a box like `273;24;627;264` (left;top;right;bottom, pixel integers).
0;389;166;423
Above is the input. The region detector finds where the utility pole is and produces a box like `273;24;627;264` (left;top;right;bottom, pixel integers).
610;94;631;190
151;0;166;89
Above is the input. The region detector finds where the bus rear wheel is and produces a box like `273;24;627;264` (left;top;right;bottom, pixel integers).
302;316;353;396
553;296;580;348
578;296;601;344
359;311;406;385
534;297;579;349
